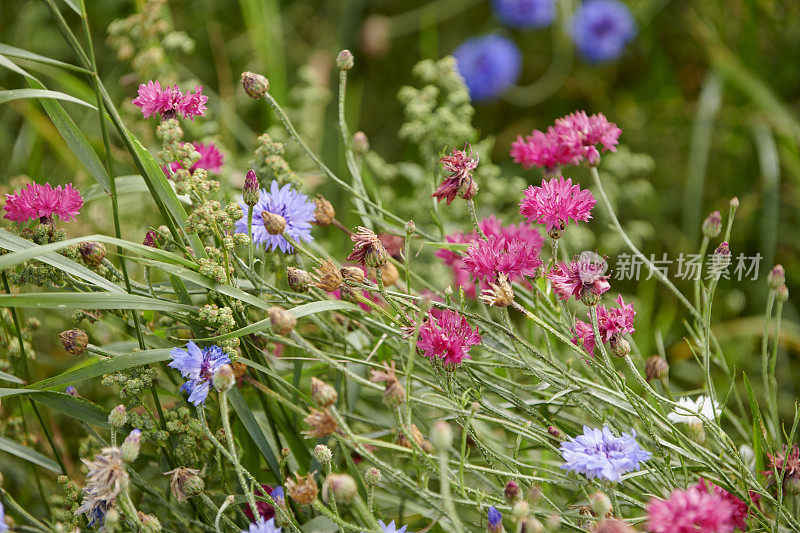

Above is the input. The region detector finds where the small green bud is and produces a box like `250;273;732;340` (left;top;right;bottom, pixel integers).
364;467;382;486
121;429;141;462
313;444;333;465
336;49;354;70
108;405;128;429
589;491;612;518
59;328;89;356
768;265;785;290
430;420;453;451
213;364;235;392
353;131;369;155
327;473;357;503
241;71;269;99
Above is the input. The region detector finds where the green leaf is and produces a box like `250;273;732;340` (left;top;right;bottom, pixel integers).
0;389;109;428
0;370;24;384
227;388;281;478
82;175;153;203
28;349;172;390
0;434;61;472
0;43;89;73
0;88;96;108
0;229;123;293
0;292;193;313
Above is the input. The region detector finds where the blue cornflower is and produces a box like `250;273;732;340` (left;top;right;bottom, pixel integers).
377;520;409;533
168;342;231;406
453;35;522;102
235;180;315;253
243;518;282;533
492;0;555;29
570;0;636;63
271;486;285;507
560;425;651;482
0;502;7;533
487;506;502;532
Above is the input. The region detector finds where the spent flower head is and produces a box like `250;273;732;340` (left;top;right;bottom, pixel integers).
433;144;479;204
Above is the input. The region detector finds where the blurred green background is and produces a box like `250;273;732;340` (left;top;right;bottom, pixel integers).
1;0;799;429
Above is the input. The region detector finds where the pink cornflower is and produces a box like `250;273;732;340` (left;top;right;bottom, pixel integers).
520;176;596;237
761;443;800;489
549;251;610;303
554;111;621;166
433;145;479;204
462;236;542;285
646;483;738;533
695;479;749;531
132;81;208;120
436;217;544;298
417;309;481;367
163;141;224;176
573;295;636;355
510;111;621;170
3;182;83;223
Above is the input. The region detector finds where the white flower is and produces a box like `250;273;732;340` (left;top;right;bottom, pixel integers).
667;396;720;425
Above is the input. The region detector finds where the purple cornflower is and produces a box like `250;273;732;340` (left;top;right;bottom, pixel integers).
571;0;636;63
492;0;555;29
487;506;502;532
519;176;596;237
454;35;522;101
244;518;282;533
168;342;231;406
560;425;651;482
132;81;208;120
235;180;315;253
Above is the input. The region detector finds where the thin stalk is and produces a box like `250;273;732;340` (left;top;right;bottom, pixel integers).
247;205;255;270
590;166;699;320
219;392;260;519
467;199;487;240
337;69;373;227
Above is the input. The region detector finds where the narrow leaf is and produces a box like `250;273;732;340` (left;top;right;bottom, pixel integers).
0;434;61;472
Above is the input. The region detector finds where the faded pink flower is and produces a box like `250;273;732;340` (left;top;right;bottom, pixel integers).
696;478;749;531
132;81;208;120
549;252;610;302
417;309;481;367
520;176;596;236
510;111;621;170
647;483;738;533
347;227;388;267
433;145;479;204
163;141;224;176
462;235;542;284
3;183;83;223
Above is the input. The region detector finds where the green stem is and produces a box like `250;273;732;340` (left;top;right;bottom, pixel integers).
219;393;260;519
467;199;486;240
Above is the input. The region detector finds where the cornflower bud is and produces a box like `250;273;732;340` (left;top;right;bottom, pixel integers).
487;506;503;533
730;197;739;209
79;241;107;267
504;480;522;504
243;169;260;207
241;71;269;99
311;377;338;407
777;284;789;303
138;512;161;533
268;306;297;336
352;131;369;155
213;364;235;392
512;500;530;520
327;473;357;503
379;262;399;286
121;429;141;462
313;259;343;292
712;242;731;271
701;211;722;239
59;328;89;356
589;491;612;518
405;220;416;235
430;420;453;451
364;467;382;486
286;472;318;505
104;508;120;532
609;334;630;357
287;267;312;293
313;196;336;227
341;266;366;284
520;517;543;533
313;444;333;465
336;49;354;70
768;265;785;290
165;467;204;502
645;355;669;382
263;211;287;235
143;230;161;248
108;405;128;429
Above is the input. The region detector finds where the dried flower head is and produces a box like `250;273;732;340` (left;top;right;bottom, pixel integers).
303;409;338;438
480;273;514;307
313;259;343;292
348;226;389;268
645;355;669;382
287;267;312;293
164;467;204;502
433;145;479;204
78;447;129;520
312;196;336;227
341;266;366;284
310;377;338;407
370;361;405;407
286;473;318;505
